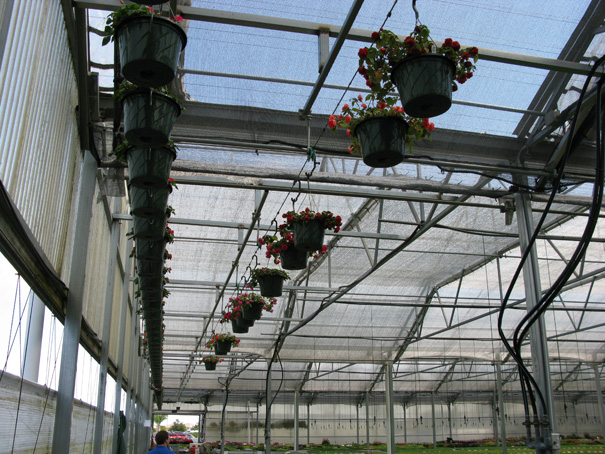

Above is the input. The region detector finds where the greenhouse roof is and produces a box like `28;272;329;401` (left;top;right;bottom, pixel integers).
80;0;605;406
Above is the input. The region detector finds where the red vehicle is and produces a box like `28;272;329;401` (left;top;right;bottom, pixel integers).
169;432;192;444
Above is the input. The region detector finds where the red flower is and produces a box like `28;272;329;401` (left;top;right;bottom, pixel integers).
358;48;368;58
346;129;352;137
328;119;337;129
427;122;435;132
469;46;479;56
344;115;351;124
361;103;367;109
443;38;453;48
465;61;473;68
358;94;363;101
347;145;354;154
452;41;461;51
371;31;380;42
342;104;349;111
422;118;430;129
358;66;368;76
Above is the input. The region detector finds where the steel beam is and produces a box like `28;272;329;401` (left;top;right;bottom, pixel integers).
385;363;395;454
93;216;120;454
593;364;605;440
22;292;45;382
76;0;601;76
52;150;97;454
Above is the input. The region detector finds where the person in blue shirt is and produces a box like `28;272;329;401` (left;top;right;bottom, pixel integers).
149;430;172;452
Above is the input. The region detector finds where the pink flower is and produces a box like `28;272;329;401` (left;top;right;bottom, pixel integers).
173;15;184;22
346;129;351;137
347;145;354;154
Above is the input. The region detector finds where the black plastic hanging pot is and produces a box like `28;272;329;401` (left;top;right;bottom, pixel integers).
391;54;455;118
135;239;167;262
123;90;181;147
231;317;249;334
129;185;171;219
127;146;177;190
293;220;325;252
214;340;232;356
242;303;264;321
204;362;217;371
136;259;164;277
280;246;307;270
116;14;187;88
257;274;284;298
354;116;409;168
133;216;167;241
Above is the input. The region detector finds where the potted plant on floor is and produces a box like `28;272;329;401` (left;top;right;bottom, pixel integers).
249;267;291;297
329;93;434;167
102;3;187;88
206;333;240;355
200;355;223;371
282;208;342;252
358;25;478;118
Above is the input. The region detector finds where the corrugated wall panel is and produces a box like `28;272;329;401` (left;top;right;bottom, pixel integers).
0;0;80;279
0;371;115;453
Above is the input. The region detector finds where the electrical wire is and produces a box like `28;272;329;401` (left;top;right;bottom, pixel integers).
497;54;605;447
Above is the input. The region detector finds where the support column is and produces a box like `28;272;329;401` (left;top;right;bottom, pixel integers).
307;402;310;446
247;401;251;444
294;390;300;449
447;402;453;441
496;362;507;454
356;404;360;445
265;362;272;454
22;292;45;382
492;394;499;446
94;217;121;454
365;392;370;452
431;393;436;449
256;401;260;445
52;150;97;454
515;191;557;453
113;235;133;454
572;401;579;436
403;404;407;444
592;364;605;440
385;363;395;454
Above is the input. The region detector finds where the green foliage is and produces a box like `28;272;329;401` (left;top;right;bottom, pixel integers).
249;267;291;288
169;419;187;432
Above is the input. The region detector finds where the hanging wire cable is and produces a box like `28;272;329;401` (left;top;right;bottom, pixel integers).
498;55;605;446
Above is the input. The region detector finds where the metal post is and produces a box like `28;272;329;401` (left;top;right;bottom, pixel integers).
22;292;45;382
126;312;139;454
493;394;499;446
356;404;360;445
447;402;453;441
294;390;300;449
94;217;121;454
265;362;272;454
307;402;310;446
431;393;436;449
515;191;558;454
592;364;605;440
256;401;260;445
365;392;370;451
496;362;507;454
247;401;251;444
113;236;133;454
403;404;407;444
52;150;97;454
572;401;579;436
385;363;395;454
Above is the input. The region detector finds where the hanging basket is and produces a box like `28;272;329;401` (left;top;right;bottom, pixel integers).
133;215;167;241
214;340;232;356
137;275;163;290
280;247;307;270
127;146;177;190
116;14;187;88
354;116;409;168
204;362;217;371
135;239;167;262
391;54;455;118
129;185;171;219
257;274;284;298
141;287;163;302
293;220;325;252
242;303;264;321
123;90;181;147
231;317;249;334
136;259;164;277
